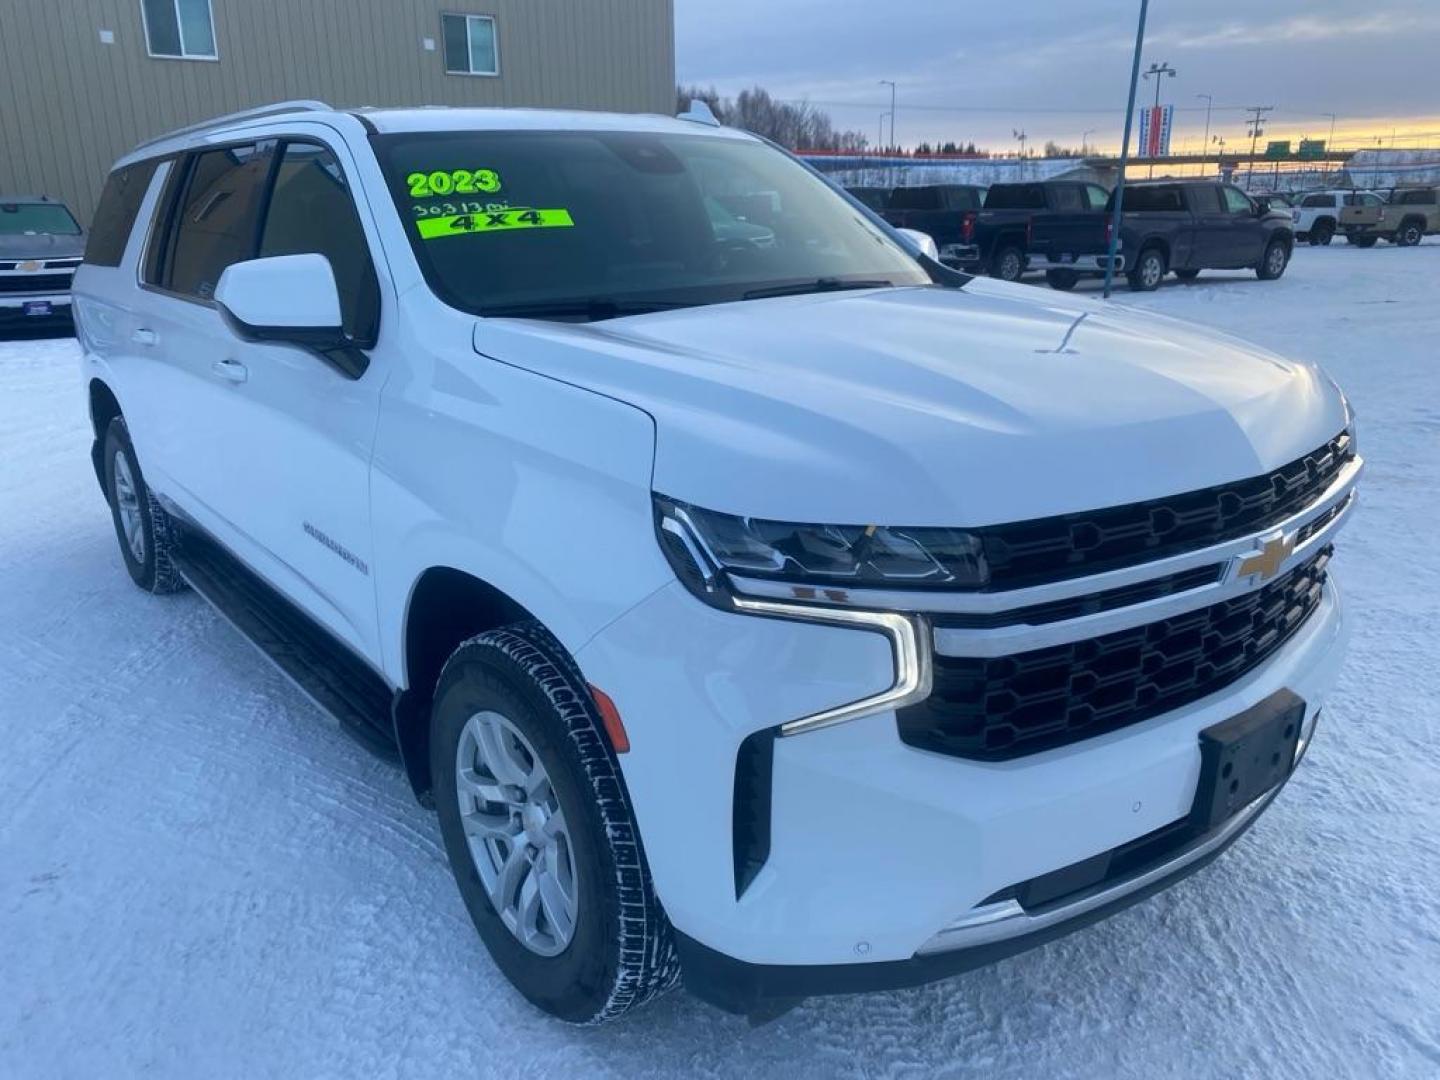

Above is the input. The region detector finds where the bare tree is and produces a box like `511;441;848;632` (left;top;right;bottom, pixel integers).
677;84;867;151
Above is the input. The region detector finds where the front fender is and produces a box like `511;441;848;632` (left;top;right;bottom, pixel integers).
371;336;672;688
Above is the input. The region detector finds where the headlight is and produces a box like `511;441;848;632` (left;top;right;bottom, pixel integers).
654;496;989;603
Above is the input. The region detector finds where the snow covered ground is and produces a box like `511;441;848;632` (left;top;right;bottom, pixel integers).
3;243;1438;1079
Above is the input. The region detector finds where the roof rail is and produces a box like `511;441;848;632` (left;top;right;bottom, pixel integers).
132;100;333;152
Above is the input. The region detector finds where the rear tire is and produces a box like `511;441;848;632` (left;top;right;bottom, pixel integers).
1256;238;1290;280
1309;220;1335;246
1044;269;1079;291
102;418;186;595
1395;219;1424;247
1127;247;1166;291
991;245;1025;282
1347;234;1378;248
430;621;679;1023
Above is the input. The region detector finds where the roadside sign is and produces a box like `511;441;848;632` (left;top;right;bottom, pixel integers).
1299;139;1325;160
1265;140;1291;159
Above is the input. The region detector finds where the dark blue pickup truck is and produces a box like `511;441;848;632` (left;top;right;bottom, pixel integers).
1028;179;1296;291
939;180;1111;280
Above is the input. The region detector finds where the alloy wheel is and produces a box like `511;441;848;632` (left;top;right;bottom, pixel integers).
1267;244;1287;275
112;451;146;563
455;710;579;957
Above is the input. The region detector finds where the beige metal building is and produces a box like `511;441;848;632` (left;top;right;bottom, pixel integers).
0;0;676;222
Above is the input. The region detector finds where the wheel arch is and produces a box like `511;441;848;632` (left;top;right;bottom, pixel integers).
392;564;539;800
88;378;124;496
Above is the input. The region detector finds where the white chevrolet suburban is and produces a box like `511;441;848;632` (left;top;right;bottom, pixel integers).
73;101;1361;1023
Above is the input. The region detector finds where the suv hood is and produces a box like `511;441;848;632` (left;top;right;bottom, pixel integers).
0;232;85;260
473;278;1347;526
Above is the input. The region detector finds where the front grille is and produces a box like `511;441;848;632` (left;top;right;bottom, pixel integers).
900;546;1331;760
970;432;1352;590
0;272;73;294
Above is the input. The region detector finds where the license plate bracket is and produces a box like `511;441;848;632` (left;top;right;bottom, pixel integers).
1189;689;1305;832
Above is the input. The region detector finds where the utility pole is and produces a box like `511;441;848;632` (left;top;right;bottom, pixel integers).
1141;60;1176;176
1082;128;1096;156
1322;112;1336;150
879;80;897;151
1103;0;1150;299
1196;93;1213;174
1244;105;1274;185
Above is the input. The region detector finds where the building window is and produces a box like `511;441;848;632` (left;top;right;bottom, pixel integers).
141;0;218;60
441;14;498;76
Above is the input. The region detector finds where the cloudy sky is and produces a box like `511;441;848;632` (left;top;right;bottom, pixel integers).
675;1;1440;153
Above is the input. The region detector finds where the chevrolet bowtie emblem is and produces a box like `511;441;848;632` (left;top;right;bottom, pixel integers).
1237;534;1295;582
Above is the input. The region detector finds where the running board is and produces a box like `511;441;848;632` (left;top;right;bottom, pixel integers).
172;527;400;762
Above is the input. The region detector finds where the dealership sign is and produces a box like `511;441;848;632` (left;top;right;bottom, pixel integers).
1137;105;1174;157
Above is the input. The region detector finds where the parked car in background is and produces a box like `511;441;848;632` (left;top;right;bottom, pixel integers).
1291;190;1382;245
1340;185;1440;247
0;195;84;332
74;101;1360;1024
845;185;892;211
1029;180;1295;291
1251;192;1294;215
879;184;986;257
940;180;1110;281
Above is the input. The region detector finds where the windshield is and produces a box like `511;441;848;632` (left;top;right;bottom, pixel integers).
373;129;929;318
0;203;80;236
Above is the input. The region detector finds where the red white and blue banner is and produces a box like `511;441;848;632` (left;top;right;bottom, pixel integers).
1137;105;1174;157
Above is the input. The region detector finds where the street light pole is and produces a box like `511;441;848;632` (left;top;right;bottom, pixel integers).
879;80;897;150
1082;128;1096;156
1103;0;1150;299
1196;93;1213;174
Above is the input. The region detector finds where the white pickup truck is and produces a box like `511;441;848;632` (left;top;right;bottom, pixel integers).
73;101;1361;1022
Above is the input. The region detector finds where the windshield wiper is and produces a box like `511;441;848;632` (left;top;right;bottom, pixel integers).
741;277;895;301
478;297;696;321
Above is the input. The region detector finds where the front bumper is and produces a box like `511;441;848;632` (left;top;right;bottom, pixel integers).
578;565;1348;995
0;292;73;327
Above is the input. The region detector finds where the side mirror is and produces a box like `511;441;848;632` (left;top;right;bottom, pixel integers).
215;253;346;350
895;226;940;261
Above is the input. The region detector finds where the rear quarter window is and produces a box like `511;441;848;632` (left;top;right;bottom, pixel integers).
85;160;160;267
888;187;942;211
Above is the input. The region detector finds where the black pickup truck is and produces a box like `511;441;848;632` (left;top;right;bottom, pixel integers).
1028;179;1296;291
878;185;986;257
938;180;1111;280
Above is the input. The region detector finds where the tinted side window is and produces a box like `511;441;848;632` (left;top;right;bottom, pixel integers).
259;143;380;345
1399;189;1435;205
1302;194;1333;208
947;187;982;210
1051;186;1080;210
85;160;160;267
984;184;1045;210
1188;185;1222;213
888;187;941;211
1222;186;1253;214
164;143;274;299
1112;185;1183;212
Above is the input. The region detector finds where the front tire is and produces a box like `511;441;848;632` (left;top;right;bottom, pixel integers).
1348;234;1378;248
1127;247;1166;291
431;622;679;1023
1044;269;1079;291
1256;238;1290;280
1309;220;1335;246
1396;219;1424;247
102;418;186;595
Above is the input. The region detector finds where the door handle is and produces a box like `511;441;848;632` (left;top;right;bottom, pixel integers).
131;328;158;346
211;358;248;384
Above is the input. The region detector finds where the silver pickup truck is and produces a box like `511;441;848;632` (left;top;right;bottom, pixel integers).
0;195;85;331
